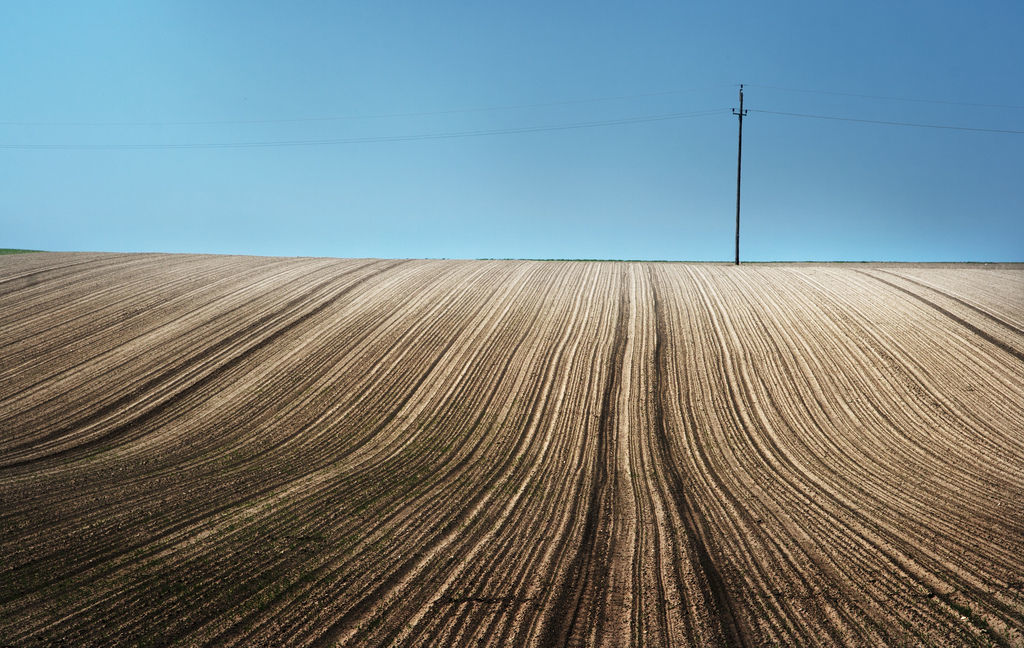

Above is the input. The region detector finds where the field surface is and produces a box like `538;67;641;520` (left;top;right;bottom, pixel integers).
1;253;1022;647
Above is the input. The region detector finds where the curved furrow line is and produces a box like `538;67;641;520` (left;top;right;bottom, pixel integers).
302;263;611;648
681;266;921;645
426;266;618;648
857;270;1024;363
0;305;471;634
832;272;1024;503
320;262;604;646
480;264;621;648
367;262;610;648
886;267;1024;325
160;262;491;494
212;323;520;642
662;266;842;646
648;267;748;647
732;279;914;644
628;266;704;647
658;268;813;644
609;264;652;648
0;255;298;381
153;260;561;642
0;258;372;520
687;266;1023;643
500;267;619;642
0;252;237;326
0;258;196;349
773;269;1024;541
0;253;138;295
860;270;1024;403
0;262;412;610
720;268;1007;638
683;272;856;643
731;269;1019;533
777;268;1022;487
146;262;472;473
878;269;1024;336
781;269;1024;632
2;259;1022;647
0;257;361;449
532;266;625;648
0;257;362;431
622;266;671;647
0;261;447;550
455;264;621;648
0;260;397;468
0;254;192;343
0;261;500;622
209;276;557;645
789;268;1024;475
688;269;958;641
152;261;470;477
260;260;518;465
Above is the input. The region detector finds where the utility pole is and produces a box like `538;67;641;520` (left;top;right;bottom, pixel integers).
732;84;748;265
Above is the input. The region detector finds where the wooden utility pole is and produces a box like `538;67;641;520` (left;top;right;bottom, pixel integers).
732;84;748;265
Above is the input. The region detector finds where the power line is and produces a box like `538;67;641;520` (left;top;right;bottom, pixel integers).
0;85;734;128
5;97;1022;150
5;81;1020;128
749;109;1024;134
0;108;728;150
744;83;1024;111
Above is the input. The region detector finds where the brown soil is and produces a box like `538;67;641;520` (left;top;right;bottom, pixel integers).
1;253;1022;647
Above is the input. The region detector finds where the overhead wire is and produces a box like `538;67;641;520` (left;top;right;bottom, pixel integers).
3;82;1023;149
0;84;734;127
748;108;1024;134
743;83;1024;111
0;108;728;150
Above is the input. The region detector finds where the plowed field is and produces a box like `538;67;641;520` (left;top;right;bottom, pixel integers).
1;253;1022;647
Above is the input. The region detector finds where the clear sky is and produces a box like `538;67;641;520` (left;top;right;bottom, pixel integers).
2;1;1022;261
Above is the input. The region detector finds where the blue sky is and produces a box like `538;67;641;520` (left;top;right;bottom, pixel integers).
2;1;1022;261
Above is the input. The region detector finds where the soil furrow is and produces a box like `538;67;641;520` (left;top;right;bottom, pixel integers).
649;269;749;648
2;257;1022;647
537;268;626;647
0;261;400;469
857;270;1024;362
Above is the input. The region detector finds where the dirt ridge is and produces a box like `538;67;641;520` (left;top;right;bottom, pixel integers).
0;254;1021;647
